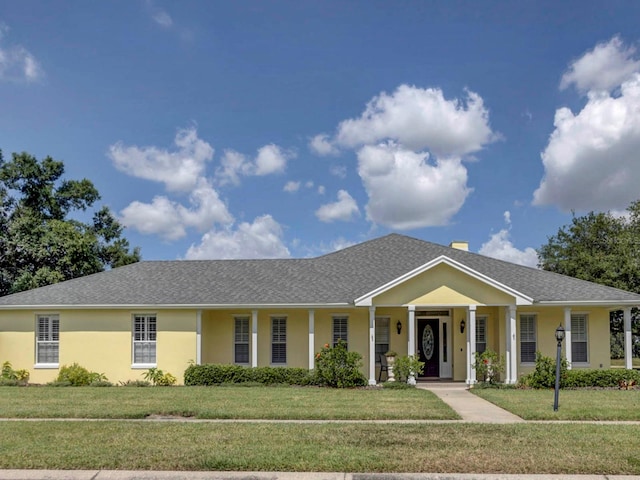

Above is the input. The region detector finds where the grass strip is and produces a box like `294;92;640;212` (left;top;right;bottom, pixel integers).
0;421;639;473
0;386;459;420
472;388;640;420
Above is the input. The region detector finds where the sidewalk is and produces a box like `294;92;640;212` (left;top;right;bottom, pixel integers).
417;382;524;423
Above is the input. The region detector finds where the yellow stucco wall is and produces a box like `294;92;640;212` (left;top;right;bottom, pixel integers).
0;309;197;384
373;263;516;306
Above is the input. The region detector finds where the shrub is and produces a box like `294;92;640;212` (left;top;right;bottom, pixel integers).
55;363;108;386
143;368;177;386
1;361;29;385
314;340;367;388
183;363;315;386
393;355;425;383
473;349;505;384
563;368;640;388
120;379;151;387
518;352;568;389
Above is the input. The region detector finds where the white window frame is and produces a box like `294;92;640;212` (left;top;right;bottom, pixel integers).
35;314;59;368
234;316;250;365
476;315;487;354
375;316;390;360
571;313;589;365
519;314;537;364
132;314;157;368
332;315;348;349
271;316;287;365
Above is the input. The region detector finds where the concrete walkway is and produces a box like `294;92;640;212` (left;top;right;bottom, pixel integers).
417;382;524;423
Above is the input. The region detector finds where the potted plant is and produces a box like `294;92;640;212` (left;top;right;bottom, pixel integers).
385;351;397;382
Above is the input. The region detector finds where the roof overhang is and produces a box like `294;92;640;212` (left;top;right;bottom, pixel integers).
354;255;534;307
537;301;640;307
0;302;352;311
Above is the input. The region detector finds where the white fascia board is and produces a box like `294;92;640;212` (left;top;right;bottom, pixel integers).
354;255;533;307
0;302;352;311
537;300;640;307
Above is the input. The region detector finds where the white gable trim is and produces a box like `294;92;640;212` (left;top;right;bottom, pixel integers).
354;255;533;307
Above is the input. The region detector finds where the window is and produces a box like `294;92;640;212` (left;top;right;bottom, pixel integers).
332;315;348;348
375;317;390;359
571;314;588;363
36;314;59;365
271;316;287;364
133;315;156;365
519;314;537;363
234;316;250;364
476;316;487;354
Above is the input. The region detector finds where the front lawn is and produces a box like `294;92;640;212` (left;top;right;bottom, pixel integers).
0;385;459;420
473;388;640;420
0;422;638;473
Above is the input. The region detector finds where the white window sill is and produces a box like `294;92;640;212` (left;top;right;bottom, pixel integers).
571;363;590;368
271;363;287;367
34;363;59;369
131;363;157;369
520;362;536;367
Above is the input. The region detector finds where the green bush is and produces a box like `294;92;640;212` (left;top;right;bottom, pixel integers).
314;340;367;388
473;349;505;384
142;368;177;386
183;363;315;386
55;363;108;386
1;361;29;385
120;379;151;387
393;355;425;383
563;369;640;388
518;352;568;389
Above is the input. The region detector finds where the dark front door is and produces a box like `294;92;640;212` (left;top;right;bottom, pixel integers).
418;319;439;377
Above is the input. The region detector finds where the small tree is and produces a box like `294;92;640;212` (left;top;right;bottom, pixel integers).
314;340;367;388
473;349;505;384
393;355;425;383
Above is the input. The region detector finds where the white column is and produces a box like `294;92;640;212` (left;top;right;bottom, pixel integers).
196;310;202;365
407;305;416;385
624;307;633;370
251;310;258;368
308;309;315;371
466;305;477;385
564;307;572;369
508;305;517;384
369;306;376;386
504;307;510;384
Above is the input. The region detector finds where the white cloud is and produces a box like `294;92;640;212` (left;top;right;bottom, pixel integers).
357;143;470;229
315;190;360;223
317;185;326;195
109;127;213;192
305;181;314;188
283;181;300;193
153;10;173;28
185;214;290;259
0;23;44;82
330;165;347;179
503;210;511;225
309;133;340;156
534;72;640;211
119;180;233;241
479;229;539;268
560;36;640;94
215;144;293;186
335;84;495;156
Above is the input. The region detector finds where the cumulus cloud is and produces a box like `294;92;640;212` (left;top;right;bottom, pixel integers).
309;133;340;156
119;180;233;241
0;23;44;82
283;181;300;193
330;165;347;179
109;127;213;192
534;37;640;211
215;144;293;186
335;84;496;156
357;143;470;229
479;229;539;268
560;36;640;93
315;190;360;223
185;214;290;259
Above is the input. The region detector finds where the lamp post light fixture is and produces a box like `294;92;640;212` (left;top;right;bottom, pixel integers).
554;324;565;412
460;319;466;334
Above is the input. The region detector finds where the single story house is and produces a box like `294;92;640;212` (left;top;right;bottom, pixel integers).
0;233;638;385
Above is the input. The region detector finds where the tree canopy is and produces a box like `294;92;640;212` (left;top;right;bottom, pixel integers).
0;150;140;296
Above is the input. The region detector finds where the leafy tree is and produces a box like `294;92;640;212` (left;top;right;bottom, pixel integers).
0;150;140;296
538;201;640;358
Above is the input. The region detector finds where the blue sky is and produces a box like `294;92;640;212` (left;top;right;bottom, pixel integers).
2;1;640;264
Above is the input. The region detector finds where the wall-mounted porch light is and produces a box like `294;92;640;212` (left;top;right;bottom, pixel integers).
396;320;402;335
459;319;466;334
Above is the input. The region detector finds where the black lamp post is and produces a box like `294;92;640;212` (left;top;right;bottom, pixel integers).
553;324;565;412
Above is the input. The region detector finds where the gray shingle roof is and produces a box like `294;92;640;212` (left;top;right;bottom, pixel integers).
1;233;639;307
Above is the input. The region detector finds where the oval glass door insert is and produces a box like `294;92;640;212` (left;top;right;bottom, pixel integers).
422;324;435;360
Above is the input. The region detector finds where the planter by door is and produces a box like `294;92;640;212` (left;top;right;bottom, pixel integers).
418;319;439;377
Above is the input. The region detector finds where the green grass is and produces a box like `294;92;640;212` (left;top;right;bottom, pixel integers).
0;385;459;420
473;388;640;420
611;357;640;368
0;422;639;473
